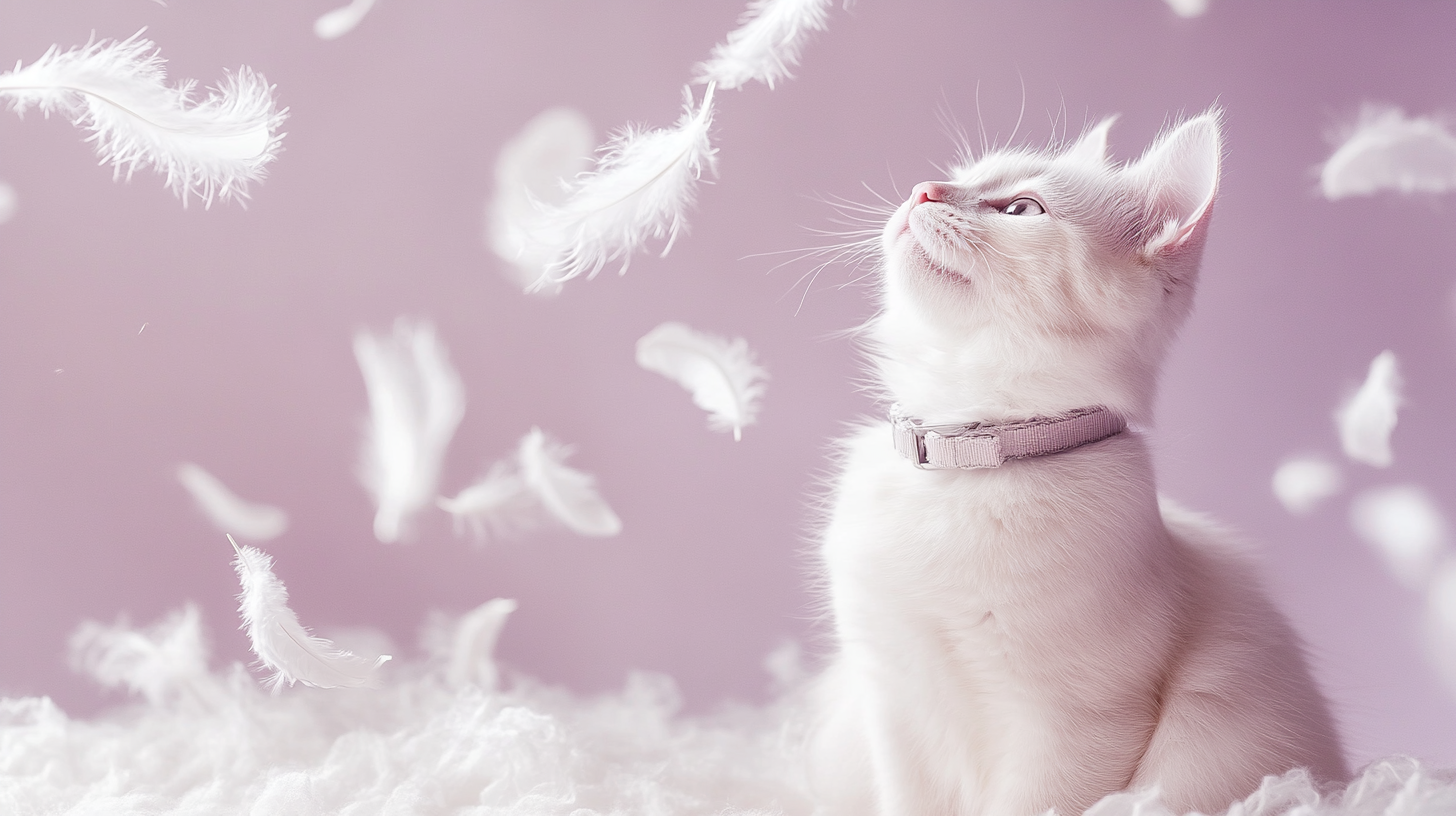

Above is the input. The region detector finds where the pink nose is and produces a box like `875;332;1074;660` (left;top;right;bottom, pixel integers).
911;181;956;207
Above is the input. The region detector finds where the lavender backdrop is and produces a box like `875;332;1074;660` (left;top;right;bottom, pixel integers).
0;0;1453;769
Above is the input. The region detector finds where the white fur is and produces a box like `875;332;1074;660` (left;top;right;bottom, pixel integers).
808;112;1347;816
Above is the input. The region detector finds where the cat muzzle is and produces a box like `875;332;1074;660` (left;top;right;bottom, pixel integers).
890;405;1127;469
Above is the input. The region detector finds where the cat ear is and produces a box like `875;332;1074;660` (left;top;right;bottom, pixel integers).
1129;110;1222;254
1062;116;1118;164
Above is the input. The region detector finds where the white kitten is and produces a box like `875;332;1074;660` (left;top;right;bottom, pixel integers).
807;112;1347;816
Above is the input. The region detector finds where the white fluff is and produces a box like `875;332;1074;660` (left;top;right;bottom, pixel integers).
176;462;289;542
636;321;768;441
232;537;391;690
0;33;285;206
1428;555;1456;694
0;181;16;224
1335;350;1402;468
519;427;622;537
1271;455;1343;515
528;85;717;288
1163;0;1209;18
68;605;216;707
420;598;518;690
355;318;466;543
436;461;541;541
314;0;377;40
1321;106;1456;200
695;0;832;90
488;107;595;295
1350;485;1449;589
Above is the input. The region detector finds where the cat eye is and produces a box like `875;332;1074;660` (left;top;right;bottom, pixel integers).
1000;198;1045;216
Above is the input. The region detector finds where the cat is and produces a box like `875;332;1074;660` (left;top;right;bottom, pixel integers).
805;111;1348;816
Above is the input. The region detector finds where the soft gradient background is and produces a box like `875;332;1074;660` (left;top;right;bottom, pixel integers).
1;0;1453;769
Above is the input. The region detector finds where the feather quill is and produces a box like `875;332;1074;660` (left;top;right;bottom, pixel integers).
636;322;768;441
176;462;289;542
518;428;622;537
695;0;832;90
231;536;390;690
355;318;466;543
315;0;377;40
528;85;717;289
488;107;595;295
0;32;285;206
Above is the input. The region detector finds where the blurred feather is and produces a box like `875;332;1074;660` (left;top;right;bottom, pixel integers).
422;598;518;691
355;318;465;543
518;428;622;537
437;462;541;542
1163;0;1209;18
695;0;832;90
529;85;717;289
177;462;289;542
0;32;285;206
1271;455;1343;515
1350;485;1448;589
1335;350;1401;467
314;0;377;40
1321;107;1456;200
0;181;16;224
488;107;595;295
637;322;768;441
69;605;215;707
1428;556;1456;693
231;536;390;690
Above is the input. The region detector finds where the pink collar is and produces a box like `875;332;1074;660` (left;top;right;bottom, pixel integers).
891;405;1127;469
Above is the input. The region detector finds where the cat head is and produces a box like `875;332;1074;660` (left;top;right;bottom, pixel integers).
874;110;1222;426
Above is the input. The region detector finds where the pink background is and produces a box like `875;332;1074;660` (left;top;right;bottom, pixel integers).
1;0;1454;768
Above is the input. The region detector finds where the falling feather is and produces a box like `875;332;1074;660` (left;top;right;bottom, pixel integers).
436;462;541;542
421;598;518;690
1163;0;1209;18
528;85;717;289
231;536;390;690
176;462;289;542
1335;350;1401;467
69;605;215;707
636;321;768;441
1350;485;1448;590
695;0;832;90
1321;107;1456;200
0;181;16;224
488;107;595;295
519;428;622;537
314;0;377;40
1428;556;1456;693
355;318;466;543
0;33;285;206
1271;455;1343;515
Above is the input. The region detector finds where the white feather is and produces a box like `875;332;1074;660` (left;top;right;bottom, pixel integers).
636;321;768;441
314;0;377;40
1335;350;1402;467
1321;106;1456;200
0;32;286;206
231;537;390;690
488;107;595;295
528;85;717;289
1428;555;1456;694
1271;455;1343;515
695;0;832;90
0;181;16;224
436;462;541;541
518;428;622;537
68;605;214;707
1350;485;1448;590
176;462;289;542
1163;0;1209;18
355;318;466;543
421;598;518;691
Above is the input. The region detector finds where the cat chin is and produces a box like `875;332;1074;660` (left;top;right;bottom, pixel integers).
894;239;972;285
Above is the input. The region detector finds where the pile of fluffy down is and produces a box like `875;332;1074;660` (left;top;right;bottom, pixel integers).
2;620;1455;816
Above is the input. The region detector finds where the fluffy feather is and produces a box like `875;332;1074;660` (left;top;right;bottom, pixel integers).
636;321;768;441
421;598;518;690
1350;485;1449;590
488;107;595;295
695;0;832;90
314;0;377;40
1321;106;1456;200
1271;455;1343;515
1429;555;1456;694
436;461;541;541
1335;350;1402;467
231;536;390;690
518;428;622;537
0;180;16;224
0;32;286;206
528;85;717;289
176;462;289;541
1163;0;1209;18
68;605;214;707
355;318;466;543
